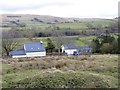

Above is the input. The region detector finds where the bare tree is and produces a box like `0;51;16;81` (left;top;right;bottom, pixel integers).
2;31;18;56
53;37;74;53
51;29;74;53
19;27;37;41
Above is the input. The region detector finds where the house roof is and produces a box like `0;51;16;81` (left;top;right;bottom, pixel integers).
78;46;92;50
9;49;26;56
24;42;45;52
62;44;77;50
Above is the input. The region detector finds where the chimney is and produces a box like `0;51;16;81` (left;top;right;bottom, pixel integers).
40;41;43;44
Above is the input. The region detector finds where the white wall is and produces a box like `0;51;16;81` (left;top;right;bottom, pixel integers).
65;49;77;55
12;51;46;58
61;45;65;53
26;51;46;57
12;55;27;58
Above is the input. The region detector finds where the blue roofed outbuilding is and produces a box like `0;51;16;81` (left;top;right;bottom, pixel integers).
78;46;92;53
9;49;26;56
62;44;77;50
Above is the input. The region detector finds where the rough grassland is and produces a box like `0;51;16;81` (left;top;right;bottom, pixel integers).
1;54;118;88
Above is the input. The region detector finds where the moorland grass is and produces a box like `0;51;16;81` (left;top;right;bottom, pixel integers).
2;55;118;88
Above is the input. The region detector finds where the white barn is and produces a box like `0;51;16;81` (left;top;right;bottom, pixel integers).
61;44;78;55
9;42;46;58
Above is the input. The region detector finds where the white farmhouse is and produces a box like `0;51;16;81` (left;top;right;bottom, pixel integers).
9;41;46;58
61;44;78;55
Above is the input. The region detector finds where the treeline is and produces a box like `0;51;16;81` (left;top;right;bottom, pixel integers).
91;31;120;54
38;30;81;37
2;29;117;39
2;28;82;38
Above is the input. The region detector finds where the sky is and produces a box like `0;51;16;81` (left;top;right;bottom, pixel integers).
0;0;119;19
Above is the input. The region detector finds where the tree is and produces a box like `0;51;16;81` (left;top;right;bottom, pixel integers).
53;37;74;53
51;30;74;53
56;26;60;30
100;43;113;54
91;38;101;53
112;39;118;53
91;30;117;54
81;30;86;35
109;21;118;33
19;27;37;41
2;31;18;56
47;38;55;53
96;23;103;30
100;30;115;45
118;34;120;53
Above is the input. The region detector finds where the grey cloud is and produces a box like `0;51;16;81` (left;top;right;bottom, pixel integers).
0;2;71;12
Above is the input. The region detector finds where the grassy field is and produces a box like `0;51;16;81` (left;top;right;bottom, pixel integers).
13;35;96;50
23;19;114;31
55;22;87;29
2;54;118;88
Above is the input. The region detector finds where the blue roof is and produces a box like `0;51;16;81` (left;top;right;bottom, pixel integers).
9;49;26;56
24;42;45;52
63;44;77;50
78;46;92;50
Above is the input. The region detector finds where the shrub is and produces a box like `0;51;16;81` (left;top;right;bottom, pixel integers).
100;43;113;54
55;61;67;69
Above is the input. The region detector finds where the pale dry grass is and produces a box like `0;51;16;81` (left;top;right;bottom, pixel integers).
2;54;118;74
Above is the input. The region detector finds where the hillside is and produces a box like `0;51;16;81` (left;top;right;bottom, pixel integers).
1;14;118;38
1;14;104;22
1;14;106;28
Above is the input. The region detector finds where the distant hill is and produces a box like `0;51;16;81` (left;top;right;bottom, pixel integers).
1;14;105;27
1;14;104;22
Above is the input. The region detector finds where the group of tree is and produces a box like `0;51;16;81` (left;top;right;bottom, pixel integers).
46;30;75;53
2;31;18;56
46;38;55;53
91;30;119;54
